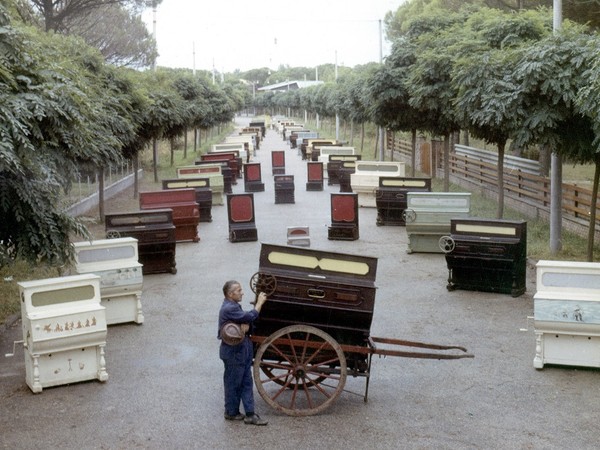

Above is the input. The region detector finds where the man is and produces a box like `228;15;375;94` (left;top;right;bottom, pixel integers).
218;280;268;426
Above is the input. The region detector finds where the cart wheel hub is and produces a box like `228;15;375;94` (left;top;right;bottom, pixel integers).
294;365;306;379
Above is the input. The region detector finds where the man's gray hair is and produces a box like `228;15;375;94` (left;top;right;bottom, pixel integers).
223;280;240;297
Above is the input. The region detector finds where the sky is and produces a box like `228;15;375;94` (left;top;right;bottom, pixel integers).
142;0;406;74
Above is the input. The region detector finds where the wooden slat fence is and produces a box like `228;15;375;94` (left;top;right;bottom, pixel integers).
386;131;600;238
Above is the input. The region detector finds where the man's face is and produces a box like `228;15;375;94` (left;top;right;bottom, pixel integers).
228;284;243;303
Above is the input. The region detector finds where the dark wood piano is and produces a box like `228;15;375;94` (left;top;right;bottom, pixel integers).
162;177;212;223
375;177;431;226
443;218;527;297
105;209;177;275
139;189;200;243
274;175;295;204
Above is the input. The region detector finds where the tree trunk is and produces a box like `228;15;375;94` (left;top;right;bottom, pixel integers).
411;129;417;177
133;153;139;199
462;129;469;147
183;128;188;159
350;121;354;146
587;155;600;261
497;142;505;219
170;138;175;167
443;134;450;192
374;127;379;160
152;138;158;183
538;144;550;176
360;122;365;152
98;167;105;222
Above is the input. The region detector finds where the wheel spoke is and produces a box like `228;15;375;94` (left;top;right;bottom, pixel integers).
254;325;347;416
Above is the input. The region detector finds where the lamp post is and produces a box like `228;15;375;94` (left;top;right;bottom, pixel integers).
550;0;562;253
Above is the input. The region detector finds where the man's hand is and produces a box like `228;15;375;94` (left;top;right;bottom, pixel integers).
255;292;268;311
241;323;250;334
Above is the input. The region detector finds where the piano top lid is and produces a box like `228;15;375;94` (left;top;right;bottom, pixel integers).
19;273;101;312
105;209;174;228
258;243;378;286
450;217;527;239
73;237;141;272
162;177;211;189
379;176;432;188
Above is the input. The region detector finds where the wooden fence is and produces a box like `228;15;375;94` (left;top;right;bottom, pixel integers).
386;131;600;239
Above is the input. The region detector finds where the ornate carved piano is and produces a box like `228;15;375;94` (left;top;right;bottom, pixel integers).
443;218;527;297
227;193;258;243
271;150;286;175
533;260;600;369
404;192;471;253
306;162;324;191
139;188;200;243
105;209;177;275
328;193;359;241
243;162;265;193
350;161;406;207
274;175;295;204
177;164;224;205
73;237;144;325
18;274;108;393
162;177;212;223
375;177;431;226
327;154;361;186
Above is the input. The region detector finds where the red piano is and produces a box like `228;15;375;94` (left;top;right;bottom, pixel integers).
139;188;200;243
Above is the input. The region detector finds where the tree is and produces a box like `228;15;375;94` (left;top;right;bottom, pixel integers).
451;8;549;218
0;8;123;266
578;34;600;260
27;0;158;32
64;3;157;68
515;28;596;259
404;9;467;191
367;39;424;173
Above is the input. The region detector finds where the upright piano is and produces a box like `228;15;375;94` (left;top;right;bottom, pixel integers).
443;218;527;297
105;209;177;275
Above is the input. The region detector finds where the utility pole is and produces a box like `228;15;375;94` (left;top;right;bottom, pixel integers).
192;41;196;76
378;19;385;161
550;0;562;253
335;50;339;141
315;66;320;130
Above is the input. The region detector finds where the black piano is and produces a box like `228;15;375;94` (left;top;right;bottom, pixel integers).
105;209;177;275
274;175;295;204
375;177;431;226
443;218;527;297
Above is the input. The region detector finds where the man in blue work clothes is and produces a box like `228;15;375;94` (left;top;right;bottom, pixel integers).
218;280;268;426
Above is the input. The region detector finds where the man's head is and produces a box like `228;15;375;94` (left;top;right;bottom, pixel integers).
223;280;243;303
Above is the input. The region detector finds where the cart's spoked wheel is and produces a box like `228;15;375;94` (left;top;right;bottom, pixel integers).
106;230;121;239
439;235;455;253
253;324;347;417
402;209;416;223
249;272;277;296
260;363;327;388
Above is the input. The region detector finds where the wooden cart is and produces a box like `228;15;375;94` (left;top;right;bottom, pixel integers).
248;243;473;416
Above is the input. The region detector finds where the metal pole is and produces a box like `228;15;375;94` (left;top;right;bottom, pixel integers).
378;19;385;161
152;2;157;72
335;51;339;141
550;0;562;253
315;66;320;130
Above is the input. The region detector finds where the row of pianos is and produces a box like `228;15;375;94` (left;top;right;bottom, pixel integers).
15;118;600;397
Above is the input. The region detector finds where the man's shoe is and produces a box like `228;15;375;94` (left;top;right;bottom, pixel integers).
224;413;245;421
244;414;268;426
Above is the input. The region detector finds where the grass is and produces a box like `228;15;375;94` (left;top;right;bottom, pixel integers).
1;115;599;326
